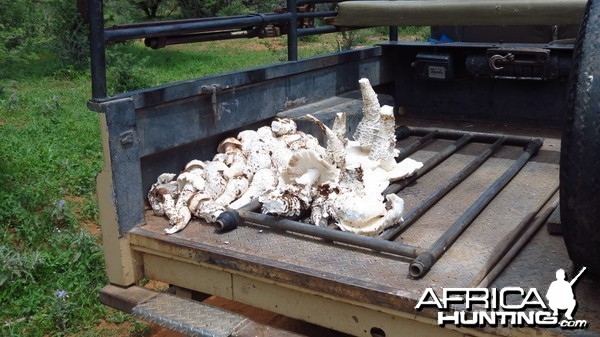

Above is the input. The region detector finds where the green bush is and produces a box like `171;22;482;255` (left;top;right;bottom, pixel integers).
177;0;281;18
106;44;153;94
46;0;90;70
0;0;46;65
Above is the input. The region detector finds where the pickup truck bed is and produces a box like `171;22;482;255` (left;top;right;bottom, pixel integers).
123;116;597;337
92;43;599;336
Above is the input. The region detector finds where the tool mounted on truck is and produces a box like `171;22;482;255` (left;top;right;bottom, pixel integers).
88;0;600;336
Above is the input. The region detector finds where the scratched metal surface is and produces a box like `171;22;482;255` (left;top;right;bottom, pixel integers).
136;128;562;316
491;220;600;335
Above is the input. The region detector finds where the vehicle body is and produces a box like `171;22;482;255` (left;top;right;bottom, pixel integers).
87;0;600;336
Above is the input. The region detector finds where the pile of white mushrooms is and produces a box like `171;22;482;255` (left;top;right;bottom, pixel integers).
148;78;423;236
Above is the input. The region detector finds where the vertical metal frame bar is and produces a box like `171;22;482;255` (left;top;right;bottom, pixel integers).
89;0;107;100
389;26;398;41
287;0;298;61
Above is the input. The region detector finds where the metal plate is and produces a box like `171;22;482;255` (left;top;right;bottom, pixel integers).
132;294;247;337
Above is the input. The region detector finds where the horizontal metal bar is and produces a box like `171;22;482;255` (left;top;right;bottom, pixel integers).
144;30;258;49
216;201;421;258
395;130;438;162
407;126;535;147
106;15;252;30
297;11;337;19
298;0;346;4
105;13;292;42
298;26;339;37
238;210;420;258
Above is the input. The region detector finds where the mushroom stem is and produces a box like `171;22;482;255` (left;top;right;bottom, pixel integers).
354;78;381;149
306;114;346;168
332;112;348;147
295;168;321;186
215;177;249;207
368;105;396;161
229;168;277;210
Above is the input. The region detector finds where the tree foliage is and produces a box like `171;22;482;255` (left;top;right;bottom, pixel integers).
0;0;46;64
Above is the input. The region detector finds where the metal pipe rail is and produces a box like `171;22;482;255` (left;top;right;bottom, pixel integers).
215;201;421;259
104;14;292;42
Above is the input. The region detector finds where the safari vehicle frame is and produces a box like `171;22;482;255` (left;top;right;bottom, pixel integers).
88;0;600;336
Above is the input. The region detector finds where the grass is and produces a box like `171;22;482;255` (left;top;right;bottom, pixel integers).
0;28;422;336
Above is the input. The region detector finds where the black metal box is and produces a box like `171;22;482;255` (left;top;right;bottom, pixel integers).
413;53;454;81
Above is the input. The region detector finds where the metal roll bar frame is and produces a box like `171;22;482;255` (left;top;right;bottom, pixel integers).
87;0;399;101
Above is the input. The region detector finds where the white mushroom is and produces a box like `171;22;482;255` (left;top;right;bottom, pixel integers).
203;161;228;199
257;125;275;140
261;149;339;216
178;170;206;192
306;114;346;168
229;168;278;210
214;176;250;207
259;184;313;217
147;173;178;216
309;183;340;227
333;193;404;236
161;193;178;224
386;157;423;181
284;131;327;160
368;105;396;161
244;148;273;179
164;172;201;234
331;112;348;147
271;118;297;136
353;78;381;150
185;159;205;172
217;137;243;154
216;137;247;179
237;130;270;173
237;130;261;153
189;195;224;223
282;149;339;186
268;140;294;174
150;77;423;236
163;206;191;234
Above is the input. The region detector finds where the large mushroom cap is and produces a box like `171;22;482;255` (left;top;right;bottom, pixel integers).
185;159;205;172
217;137;242;153
283;149;339;186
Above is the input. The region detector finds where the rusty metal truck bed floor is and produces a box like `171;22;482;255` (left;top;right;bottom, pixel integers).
130;121;599;336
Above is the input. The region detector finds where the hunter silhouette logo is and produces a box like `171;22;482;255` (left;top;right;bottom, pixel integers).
415;266;589;329
546;267;586;321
